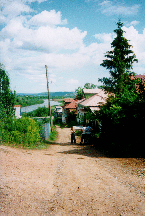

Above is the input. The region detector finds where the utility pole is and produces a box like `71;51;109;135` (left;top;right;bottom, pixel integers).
45;65;51;121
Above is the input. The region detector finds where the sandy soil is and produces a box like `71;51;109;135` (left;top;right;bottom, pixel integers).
0;126;145;215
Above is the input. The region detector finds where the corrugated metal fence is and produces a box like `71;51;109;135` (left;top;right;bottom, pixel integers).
40;122;51;140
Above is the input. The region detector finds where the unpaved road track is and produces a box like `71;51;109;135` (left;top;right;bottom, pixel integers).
0;126;145;215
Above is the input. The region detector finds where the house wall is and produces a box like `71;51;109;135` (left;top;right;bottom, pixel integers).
62;109;67;123
14;106;21;119
77;106;86;124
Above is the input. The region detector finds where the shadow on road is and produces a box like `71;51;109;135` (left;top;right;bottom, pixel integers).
58;145;105;158
48;141;105;158
48;141;144;159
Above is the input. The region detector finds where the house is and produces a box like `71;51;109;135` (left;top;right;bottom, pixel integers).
62;98;73;123
77;89;108;123
54;106;62;117
54;106;62;121
130;74;145;91
62;98;84;123
135;75;145;83
14;105;21;119
83;88;103;99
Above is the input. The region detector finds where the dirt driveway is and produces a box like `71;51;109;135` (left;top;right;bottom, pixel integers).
0;126;145;215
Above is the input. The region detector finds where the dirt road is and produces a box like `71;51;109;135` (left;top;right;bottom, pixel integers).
0;126;145;215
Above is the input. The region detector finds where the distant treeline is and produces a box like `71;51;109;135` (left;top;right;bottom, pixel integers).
15;92;74;107
17;92;74;98
15;95;45;107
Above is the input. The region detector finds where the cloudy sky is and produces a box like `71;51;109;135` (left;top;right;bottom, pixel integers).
0;0;145;93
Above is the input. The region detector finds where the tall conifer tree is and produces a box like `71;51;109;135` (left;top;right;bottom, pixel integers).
99;20;138;94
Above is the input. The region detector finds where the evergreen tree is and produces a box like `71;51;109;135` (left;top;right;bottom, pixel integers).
99;20;138;94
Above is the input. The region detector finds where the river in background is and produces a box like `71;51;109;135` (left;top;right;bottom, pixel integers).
21;99;61;113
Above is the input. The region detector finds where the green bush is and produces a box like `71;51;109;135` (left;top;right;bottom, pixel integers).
75;130;82;136
2;117;40;147
23;107;50;117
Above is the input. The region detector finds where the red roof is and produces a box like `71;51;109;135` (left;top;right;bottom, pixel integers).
130;75;145;82
65;98;85;109
64;98;73;103
65;100;77;109
135;75;145;82
14;105;21;107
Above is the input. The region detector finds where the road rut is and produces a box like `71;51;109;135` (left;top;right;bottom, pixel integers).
0;126;144;215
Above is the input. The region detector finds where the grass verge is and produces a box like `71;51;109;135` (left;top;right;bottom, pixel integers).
48;125;58;142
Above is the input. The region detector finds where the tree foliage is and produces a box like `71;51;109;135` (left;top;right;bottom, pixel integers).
75;83;96;99
15;95;44;107
99;20;138;94
0;64;15;118
84;83;96;89
93;21;144;156
75;86;84;99
23;107;49;117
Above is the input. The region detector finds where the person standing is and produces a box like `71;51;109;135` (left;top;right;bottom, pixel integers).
71;127;76;143
80;124;87;144
86;125;93;144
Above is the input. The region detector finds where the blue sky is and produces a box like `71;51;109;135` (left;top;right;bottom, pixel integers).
0;0;145;93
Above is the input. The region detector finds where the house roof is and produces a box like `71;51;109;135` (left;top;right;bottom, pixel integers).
55;106;62;113
55;109;62;113
55;106;62;109
79;93;108;107
64;98;73;103
65;100;78;109
135;75;145;82
83;89;103;94
65;98;85;109
14;105;21;107
130;75;145;81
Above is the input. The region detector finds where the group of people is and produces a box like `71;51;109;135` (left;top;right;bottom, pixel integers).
71;124;93;144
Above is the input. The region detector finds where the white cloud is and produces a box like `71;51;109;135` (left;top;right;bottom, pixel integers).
99;1;140;16
128;20;140;27
0;1;33;24
29;10;67;27
1;16;86;53
2;1;33;16
0;14;6;23
94;32;114;43
0;1;144;92
123;26;145;63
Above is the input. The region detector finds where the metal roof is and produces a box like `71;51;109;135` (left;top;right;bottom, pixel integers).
79;93;108;107
83;89;105;94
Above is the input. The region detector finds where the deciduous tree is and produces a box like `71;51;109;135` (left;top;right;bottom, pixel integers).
84;83;96;89
0;64;15;118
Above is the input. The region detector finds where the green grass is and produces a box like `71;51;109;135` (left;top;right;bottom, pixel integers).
48;126;58;142
0;140;49;150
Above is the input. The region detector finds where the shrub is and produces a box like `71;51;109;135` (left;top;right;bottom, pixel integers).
14;117;40;144
75;130;82;136
2;117;40;147
23;107;50;117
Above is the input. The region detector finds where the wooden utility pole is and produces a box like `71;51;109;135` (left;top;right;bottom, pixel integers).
45;65;51;120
